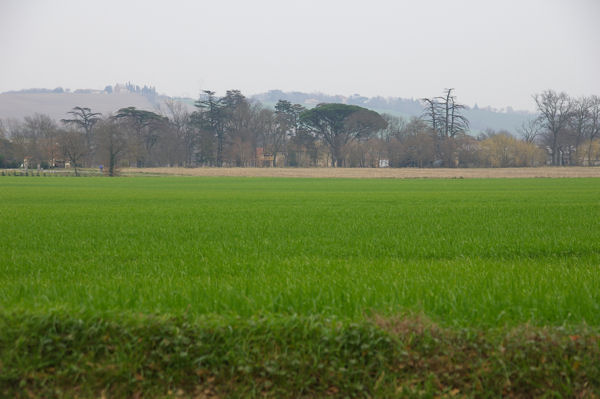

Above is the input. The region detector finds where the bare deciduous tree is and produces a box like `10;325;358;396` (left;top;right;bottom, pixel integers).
58;129;87;176
96;119;127;176
534;90;573;166
21;114;58;166
421;89;470;167
421;89;469;139
517;118;542;144
568;97;593;165
586;96;600;166
164;98;196;167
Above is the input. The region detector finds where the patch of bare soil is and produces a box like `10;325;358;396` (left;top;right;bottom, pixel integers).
122;167;600;179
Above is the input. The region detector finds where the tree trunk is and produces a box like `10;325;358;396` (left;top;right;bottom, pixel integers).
109;151;116;177
552;134;559;166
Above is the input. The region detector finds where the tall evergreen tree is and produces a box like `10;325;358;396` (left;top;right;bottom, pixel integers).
194;91;226;166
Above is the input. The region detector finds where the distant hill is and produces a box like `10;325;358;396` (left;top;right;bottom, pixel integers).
252;90;535;135
0;83;173;121
1;85;535;134
0;92;163;121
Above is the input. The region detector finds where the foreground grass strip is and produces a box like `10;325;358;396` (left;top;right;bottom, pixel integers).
1;312;598;398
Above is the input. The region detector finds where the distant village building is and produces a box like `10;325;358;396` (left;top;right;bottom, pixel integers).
22;156;33;169
256;147;275;167
49;158;70;168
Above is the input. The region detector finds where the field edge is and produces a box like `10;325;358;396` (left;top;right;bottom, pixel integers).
121;166;600;179
1;311;598;398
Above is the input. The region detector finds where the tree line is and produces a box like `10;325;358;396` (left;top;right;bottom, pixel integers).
0;88;599;174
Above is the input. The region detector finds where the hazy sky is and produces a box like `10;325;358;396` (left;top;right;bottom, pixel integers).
1;0;599;110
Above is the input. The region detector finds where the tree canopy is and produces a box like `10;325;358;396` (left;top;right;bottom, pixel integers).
300;103;387;167
4;87;600;171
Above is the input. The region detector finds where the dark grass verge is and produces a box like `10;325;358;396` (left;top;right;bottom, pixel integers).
1;312;599;398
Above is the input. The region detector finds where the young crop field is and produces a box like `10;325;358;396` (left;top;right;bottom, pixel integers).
1;176;600;397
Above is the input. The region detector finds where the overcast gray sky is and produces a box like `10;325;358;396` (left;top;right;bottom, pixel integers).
1;0;598;110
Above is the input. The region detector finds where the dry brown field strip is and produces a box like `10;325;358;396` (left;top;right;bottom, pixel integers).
122;166;600;178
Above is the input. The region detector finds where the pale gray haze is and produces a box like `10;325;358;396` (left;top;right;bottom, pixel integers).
1;0;599;110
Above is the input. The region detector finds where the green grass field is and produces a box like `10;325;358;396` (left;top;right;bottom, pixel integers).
2;176;599;326
1;176;599;397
